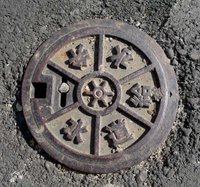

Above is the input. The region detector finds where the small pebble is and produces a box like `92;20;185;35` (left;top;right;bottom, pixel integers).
189;49;200;60
167;169;175;178
135;171;147;184
183;136;190;145
59;20;66;27
177;49;187;56
163;166;170;176
171;59;178;66
165;48;174;59
45;161;51;172
40;25;47;34
182;127;192;137
15;102;22;112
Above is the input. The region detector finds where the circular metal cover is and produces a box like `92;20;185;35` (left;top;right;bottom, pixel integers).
22;19;179;173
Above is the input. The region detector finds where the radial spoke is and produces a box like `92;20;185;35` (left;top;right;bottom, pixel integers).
97;34;104;71
118;104;154;128
90;98;98;107
46;102;80;123
100;80;108;88
100;98;108;107
91;80;98;88
119;64;155;84
92;115;101;156
105;91;115;96
48;60;80;83
82;90;93;96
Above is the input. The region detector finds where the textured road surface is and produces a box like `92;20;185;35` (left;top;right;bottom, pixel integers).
0;0;200;186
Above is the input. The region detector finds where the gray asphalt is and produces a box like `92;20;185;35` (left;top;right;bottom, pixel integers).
0;0;200;186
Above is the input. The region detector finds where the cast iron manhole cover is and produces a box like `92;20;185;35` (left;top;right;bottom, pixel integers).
22;19;179;173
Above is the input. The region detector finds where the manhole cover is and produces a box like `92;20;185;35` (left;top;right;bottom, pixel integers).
22;19;179;173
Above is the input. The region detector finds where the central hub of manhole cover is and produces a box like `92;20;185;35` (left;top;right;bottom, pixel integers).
22;19;179;173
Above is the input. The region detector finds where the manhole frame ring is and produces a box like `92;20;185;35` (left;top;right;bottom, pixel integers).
21;19;179;173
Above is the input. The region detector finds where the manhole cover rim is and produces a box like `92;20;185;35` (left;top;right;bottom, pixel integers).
21;19;179;173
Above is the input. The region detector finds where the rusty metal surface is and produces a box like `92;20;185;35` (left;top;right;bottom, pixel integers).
21;19;179;173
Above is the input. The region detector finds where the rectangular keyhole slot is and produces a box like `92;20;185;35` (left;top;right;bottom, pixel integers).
33;82;47;98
